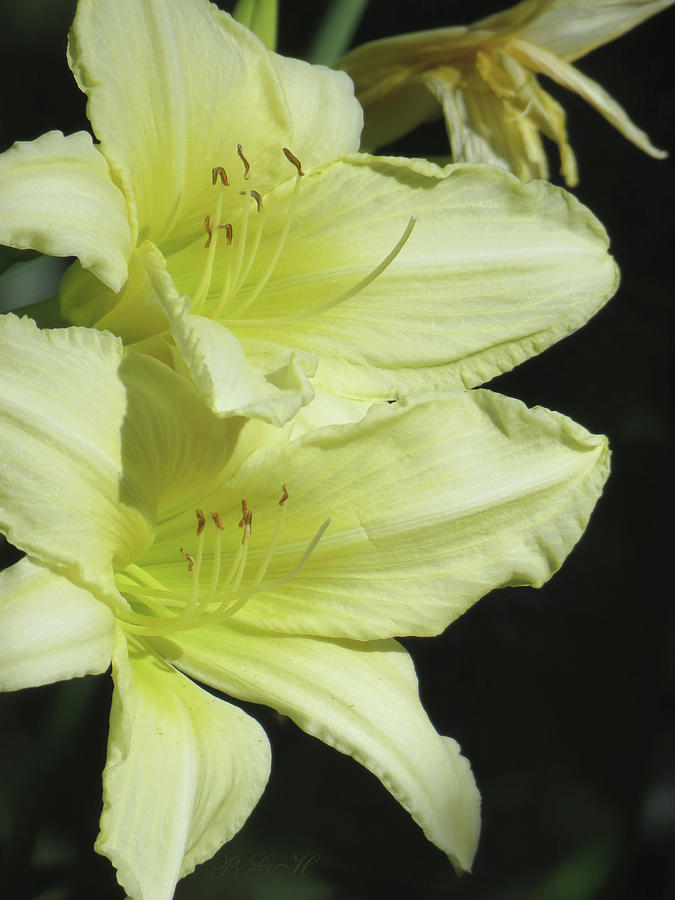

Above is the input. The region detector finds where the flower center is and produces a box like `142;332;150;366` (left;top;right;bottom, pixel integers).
112;485;329;637
190;145;303;320
190;144;416;325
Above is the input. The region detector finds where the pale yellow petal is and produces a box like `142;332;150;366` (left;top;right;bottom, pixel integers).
0;131;132;291
0;557;114;692
159;627;480;873
140;390;609;640
0;315;152;586
517;0;675;61
511;38;668;158
68;0;362;246
60;244;170;342
158;279;317;424
0;315;238;598
97;626;270;900
215;155;617;399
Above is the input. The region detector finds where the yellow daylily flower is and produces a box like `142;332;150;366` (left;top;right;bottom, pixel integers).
0;313;610;899
339;0;672;186
0;0;618;428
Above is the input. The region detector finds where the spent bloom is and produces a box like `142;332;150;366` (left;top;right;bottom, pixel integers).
339;0;673;186
0;314;610;899
0;0;618;429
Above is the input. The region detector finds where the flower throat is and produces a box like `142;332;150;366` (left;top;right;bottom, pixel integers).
113;485;329;637
191;144;416;324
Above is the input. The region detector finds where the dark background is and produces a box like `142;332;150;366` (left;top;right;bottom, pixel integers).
0;2;673;898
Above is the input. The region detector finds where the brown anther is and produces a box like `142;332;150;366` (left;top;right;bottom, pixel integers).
250;190;262;212
211;166;229;186
218;222;233;245
238;499;249;528
237;143;250;179
242;509;253;544
279;484;289;505
195;508;206;535
283;147;304;177
211;511;224;531
203;214;213;248
180;547;195;572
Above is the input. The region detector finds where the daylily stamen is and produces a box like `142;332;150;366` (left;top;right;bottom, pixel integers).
208;515;332;624
114;571;177;619
197;178;264;319
122;563;170;592
196;147;310;321
200;510;223;616
238;497;250;529
237;143;250;179
227;214;417;326
282;146;305;177
193;186;226;311
203;215;213;250
224;155;303;318
241;509;253;543
195;508;206;535
212;197;256;320
253;485;289;588
211;166;229;186
218;223;234;246
225;193;264;302
185;508;207;618
113;487;329;637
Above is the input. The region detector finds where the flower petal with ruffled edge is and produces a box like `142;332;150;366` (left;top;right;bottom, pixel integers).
0;131;132;291
0;557;114;691
156;626;480;873
0;0;363;425
15;0;623;428
162;156;616;402
97;625;270;900
0;312;611;891
25;0;360;424
61;151;617;417
60;242;318;421
137;387;609;641
0;315;150;584
67;0;362;246
0;314;237;597
155;271;317;424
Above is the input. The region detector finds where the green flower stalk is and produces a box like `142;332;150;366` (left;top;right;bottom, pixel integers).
338;0;673;186
0;0;618;428
0;314;609;900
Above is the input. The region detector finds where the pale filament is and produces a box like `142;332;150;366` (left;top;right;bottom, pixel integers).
193;146;305;320
226;215;417;326
192;150;255;315
193;146;416;329
112;490;330;637
211;193;256;319
223;170;303;318
192;187;226;313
